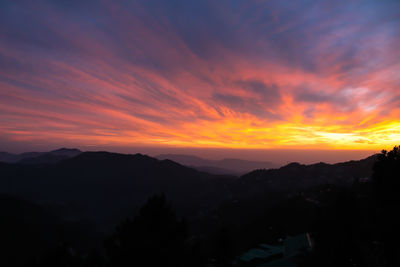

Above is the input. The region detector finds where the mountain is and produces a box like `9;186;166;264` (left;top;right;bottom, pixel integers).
0;151;43;163
156;154;277;175
0;152;16;163
0;194;61;266
236;155;377;197
0;152;233;230
0;150;384;266
48;148;82;157
0;150;377;233
0;194;102;266
0;148;81;164
204;155;378;230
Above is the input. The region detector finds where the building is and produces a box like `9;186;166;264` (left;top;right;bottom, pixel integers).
237;233;312;266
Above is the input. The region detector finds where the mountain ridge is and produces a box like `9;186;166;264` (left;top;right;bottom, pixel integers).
0;148;82;164
0;150;378;233
156;153;278;175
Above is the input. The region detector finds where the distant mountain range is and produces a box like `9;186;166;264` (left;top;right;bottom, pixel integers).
237;156;376;196
0;149;377;233
0;151;234;231
0;148;81;164
156;154;278;175
0;149;276;175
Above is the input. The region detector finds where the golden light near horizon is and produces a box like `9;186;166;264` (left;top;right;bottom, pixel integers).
0;1;399;152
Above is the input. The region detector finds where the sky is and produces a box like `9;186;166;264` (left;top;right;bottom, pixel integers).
0;0;400;160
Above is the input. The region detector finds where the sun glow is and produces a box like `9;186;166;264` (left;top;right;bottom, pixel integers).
0;1;399;151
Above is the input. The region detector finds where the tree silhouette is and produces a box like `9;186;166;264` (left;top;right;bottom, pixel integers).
105;194;188;267
372;146;400;266
373;146;400;202
214;226;234;267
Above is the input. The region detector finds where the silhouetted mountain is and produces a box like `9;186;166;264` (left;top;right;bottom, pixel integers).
49;148;81;157
0;194;101;266
156;154;277;175
0;194;60;266
0;151;378;234
0;149;384;266
238;155;377;196
0;151;43;163
0;148;81;164
0;151;16;162
0;152;233;231
18;154;70;165
195;165;239;175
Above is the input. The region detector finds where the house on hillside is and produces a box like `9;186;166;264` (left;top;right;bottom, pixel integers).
237;233;312;266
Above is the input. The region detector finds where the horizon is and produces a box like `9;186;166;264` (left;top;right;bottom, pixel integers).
2;2;400;263
1;145;379;165
1;0;400;154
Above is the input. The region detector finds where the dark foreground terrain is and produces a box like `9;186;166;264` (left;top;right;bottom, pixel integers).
0;146;399;266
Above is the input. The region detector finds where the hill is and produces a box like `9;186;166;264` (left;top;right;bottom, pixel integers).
0;150;380;265
237;155;377;196
156;154;277;175
0;152;233;230
0;148;81;164
0;151;378;231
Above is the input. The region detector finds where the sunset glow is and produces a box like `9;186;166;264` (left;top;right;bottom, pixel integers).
1;0;399;151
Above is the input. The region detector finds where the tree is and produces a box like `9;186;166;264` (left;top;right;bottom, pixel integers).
372;146;400;266
373;146;400;202
105;194;188;266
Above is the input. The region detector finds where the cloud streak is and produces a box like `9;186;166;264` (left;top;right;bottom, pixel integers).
0;0;399;151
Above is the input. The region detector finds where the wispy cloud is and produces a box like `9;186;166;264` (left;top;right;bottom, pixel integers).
0;0;399;150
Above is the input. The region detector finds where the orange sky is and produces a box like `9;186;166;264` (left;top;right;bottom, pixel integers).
0;1;399;154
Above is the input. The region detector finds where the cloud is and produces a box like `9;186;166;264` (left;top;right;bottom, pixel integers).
0;0;399;150
295;90;334;103
212;80;282;120
235;80;282;105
